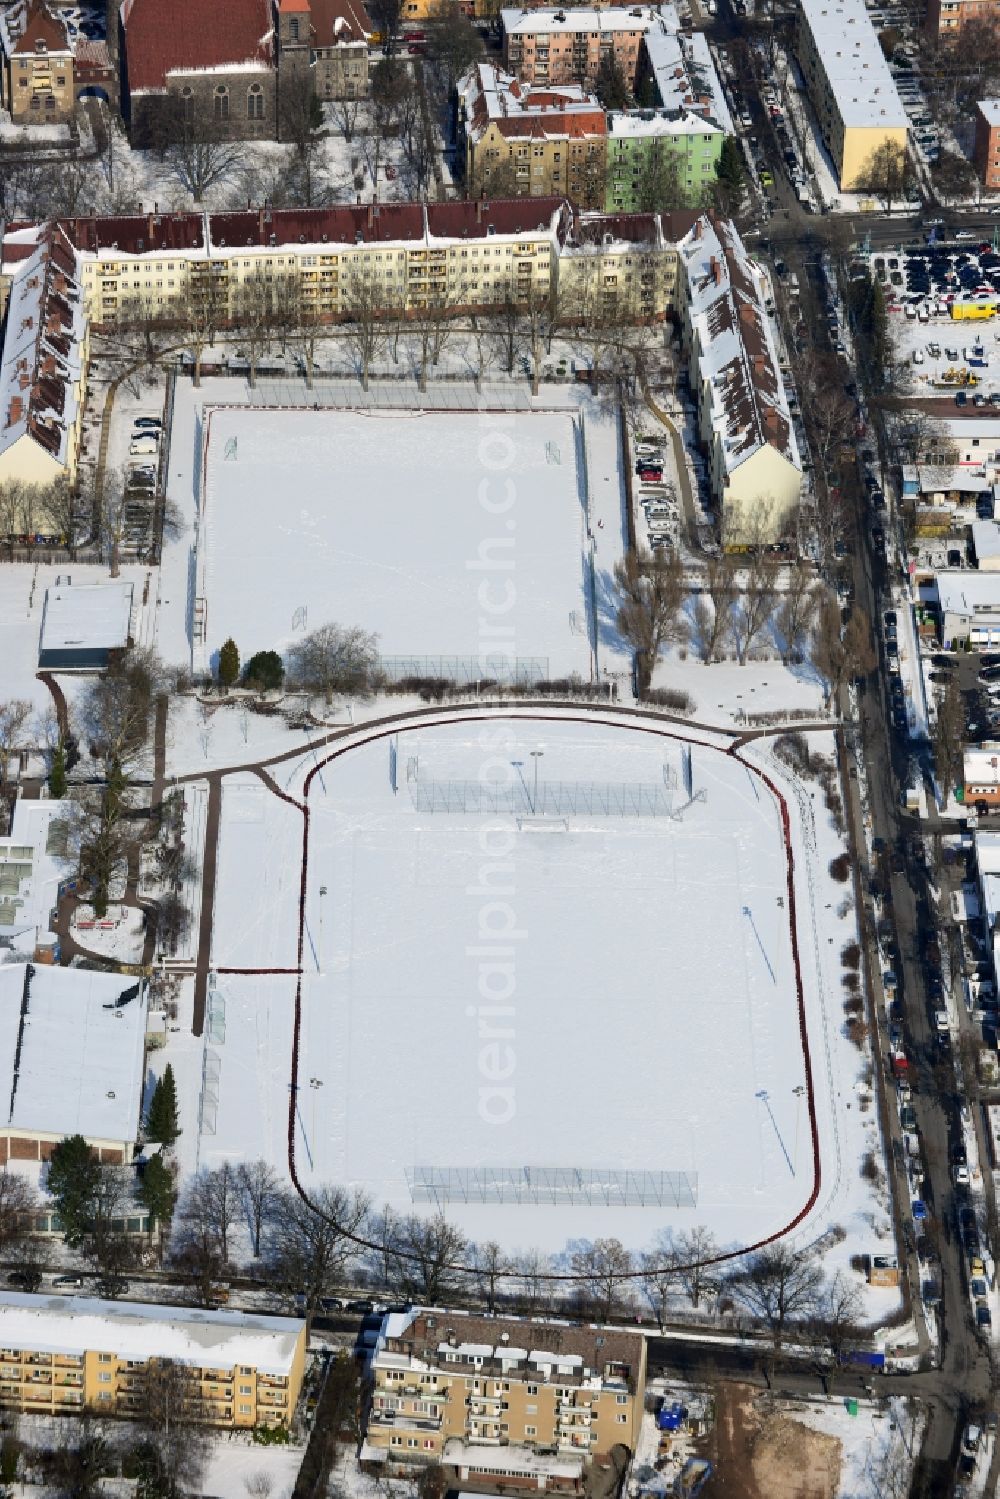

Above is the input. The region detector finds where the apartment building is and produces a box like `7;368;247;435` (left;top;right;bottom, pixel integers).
795;0;908;190
677;215;801;547
0;1293;305;1428
4;202;568;327
501;8;657;91
560;205;694;319
458;64;607;208
0;221;88;486
926;0;1000;36
0;0;74;124
605;21;730;211
362;1309;646;1493
975;100;1000;192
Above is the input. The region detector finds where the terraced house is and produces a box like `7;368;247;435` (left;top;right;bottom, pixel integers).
362;1309;647;1494
0;1293;306;1428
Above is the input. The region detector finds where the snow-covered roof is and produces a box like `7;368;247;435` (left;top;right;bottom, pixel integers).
501;5;662;35
39;580;134;657
0;800;74;944
936;569;1000;618
0;224;85;474
966;751;1000;791
634;22;731;136
458;62;605;145
798;0;907;131
678;215;799;479
120;0;274;93
443;1440;585;1479
979;99;1000;128
0;1291;304;1374
381;1310;643;1386
973;520;1000;564
0;964;148;1147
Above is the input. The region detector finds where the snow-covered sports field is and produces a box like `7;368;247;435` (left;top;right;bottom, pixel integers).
196;406;594;681
293;715;815;1254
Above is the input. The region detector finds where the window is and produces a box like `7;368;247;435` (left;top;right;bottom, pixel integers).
616;1414;628;1424
240;1385;252;1395
98;1355;113;1364
98;1373;112;1384
527;1384;538;1395
214;85;229;121
290;17;299;38
525;1425;537;1437
247;83;264;119
181;85;194;124
616;1394;628;1405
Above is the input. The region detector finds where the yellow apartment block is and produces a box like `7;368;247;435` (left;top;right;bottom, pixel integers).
362;1309;647;1493
795;0;908;191
0;1292;306;1429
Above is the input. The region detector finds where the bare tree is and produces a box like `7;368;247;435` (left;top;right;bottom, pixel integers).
386;1211;468;1304
329;95;362;142
487;296;524;377
166;115;248;203
729;1242;823;1355
811;597;877;710
813;1270;863;1377
570;1238;634;1321
640;1234;681;1329
413;296;456;393
231;271;279;388
237;1159;282;1261
693;554;737;663
341;275;391;391
934;674;965;803
774;562;820;664
0;699;33;796
730;550;779;666
614;548;686;691
672;1226;720;1308
515;1247;551;1315
172;1165;239;1302
0;1170;39;1256
470;1240;512;1314
287;620;380;700
266;1185;368;1314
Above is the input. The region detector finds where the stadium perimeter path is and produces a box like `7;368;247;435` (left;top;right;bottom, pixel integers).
180;699;835;1035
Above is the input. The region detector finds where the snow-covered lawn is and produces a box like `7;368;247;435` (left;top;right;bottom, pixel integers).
194;404;595;680
653;651;827;728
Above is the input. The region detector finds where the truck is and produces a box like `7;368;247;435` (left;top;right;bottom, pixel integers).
846;1350;887;1371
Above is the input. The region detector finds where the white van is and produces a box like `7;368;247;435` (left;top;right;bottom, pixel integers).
129;437;158;457
913;349;925;365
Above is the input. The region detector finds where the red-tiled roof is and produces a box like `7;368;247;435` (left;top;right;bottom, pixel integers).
209;204;426;247
122;0;274;92
490;108;606;140
309;0;372;45
62;214;206;254
427;198;567;239
12;0;69;55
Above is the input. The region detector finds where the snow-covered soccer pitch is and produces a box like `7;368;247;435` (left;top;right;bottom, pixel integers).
286;714;833;1257
195;406;594;680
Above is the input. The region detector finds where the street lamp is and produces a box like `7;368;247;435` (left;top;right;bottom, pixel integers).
792;1085;806;1177
530;749;544;814
317;884;328;973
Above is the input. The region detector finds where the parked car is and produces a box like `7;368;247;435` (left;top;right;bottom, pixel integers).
133;416;162;431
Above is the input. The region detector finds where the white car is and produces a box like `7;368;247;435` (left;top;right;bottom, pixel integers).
933;1009;949;1033
954;1163;971;1188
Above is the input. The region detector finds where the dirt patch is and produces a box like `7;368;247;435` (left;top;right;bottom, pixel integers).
707;1384;841;1499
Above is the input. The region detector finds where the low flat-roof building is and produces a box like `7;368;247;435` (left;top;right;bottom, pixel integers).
0;1291;306;1427
0;963;148;1163
935;569;1000;648
677;214;801;547
967;748;1000;810
795;0;908;190
38;579;134;669
363;1308;646;1490
0;800;74;956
